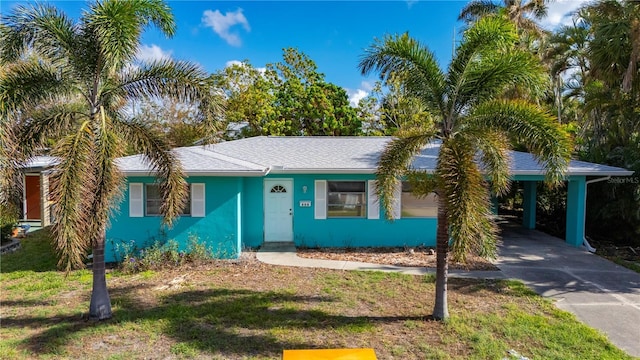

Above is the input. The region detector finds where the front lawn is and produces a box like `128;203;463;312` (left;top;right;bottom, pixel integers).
0;229;633;359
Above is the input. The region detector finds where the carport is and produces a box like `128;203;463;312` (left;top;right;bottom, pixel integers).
510;151;634;248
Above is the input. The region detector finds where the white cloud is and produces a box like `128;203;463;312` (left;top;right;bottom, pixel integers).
348;89;369;107
541;0;589;30
225;59;267;75
202;9;250;47
406;0;418;9
360;81;374;92
346;81;377;106
136;44;172;62
225;60;243;68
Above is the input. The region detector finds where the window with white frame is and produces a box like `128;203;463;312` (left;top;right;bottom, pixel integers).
401;181;438;218
129;183;204;218
145;184;191;216
327;181;366;218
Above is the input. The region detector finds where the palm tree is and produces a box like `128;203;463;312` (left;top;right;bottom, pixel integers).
459;0;549;38
0;0;220;320
582;0;640;93
359;16;571;320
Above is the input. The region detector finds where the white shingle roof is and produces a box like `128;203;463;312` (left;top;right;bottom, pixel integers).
206;136;389;173
116;136;634;177
21;156;59;170
116;146;267;176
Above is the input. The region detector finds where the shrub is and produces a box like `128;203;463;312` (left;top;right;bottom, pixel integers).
0;203;19;244
117;235;213;273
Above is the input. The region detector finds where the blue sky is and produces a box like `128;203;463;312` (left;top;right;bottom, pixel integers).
2;0;587;105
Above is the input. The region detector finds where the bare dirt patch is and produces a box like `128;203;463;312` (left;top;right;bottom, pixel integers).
296;246;498;270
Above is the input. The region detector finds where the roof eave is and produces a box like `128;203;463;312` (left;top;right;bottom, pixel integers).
268;168;376;174
122;170;268;177
510;170;635;177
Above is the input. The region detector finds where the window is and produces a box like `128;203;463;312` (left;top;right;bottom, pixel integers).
270;185;287;193
145;184;191;216
401;181;438;218
327;181;366;217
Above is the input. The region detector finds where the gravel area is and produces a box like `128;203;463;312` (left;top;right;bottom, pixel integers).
296;246;499;270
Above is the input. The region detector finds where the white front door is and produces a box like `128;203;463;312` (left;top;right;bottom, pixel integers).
264;179;294;242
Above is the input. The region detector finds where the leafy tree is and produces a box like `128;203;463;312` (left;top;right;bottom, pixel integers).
585;0;640;93
134;98;210;147
459;0;549;38
210;60;276;138
356;76;433;135
359;17;570;320
563;0;640;242
212;49;361;137
0;0;219;320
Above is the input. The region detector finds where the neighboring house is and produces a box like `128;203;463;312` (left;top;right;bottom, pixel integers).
105;136;633;262
19;156;59;228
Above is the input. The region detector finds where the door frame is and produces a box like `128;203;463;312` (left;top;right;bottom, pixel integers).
263;178;294;242
23;173;42;221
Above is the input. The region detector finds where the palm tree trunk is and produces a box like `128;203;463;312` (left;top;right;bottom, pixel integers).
89;232;112;320
432;195;449;320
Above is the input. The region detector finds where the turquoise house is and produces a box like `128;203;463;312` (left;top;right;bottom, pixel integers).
105;136;633;262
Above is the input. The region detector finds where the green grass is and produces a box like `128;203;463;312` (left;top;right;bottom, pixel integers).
610;257;640;273
1;230;636;359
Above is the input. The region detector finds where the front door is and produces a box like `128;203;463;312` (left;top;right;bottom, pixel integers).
264;179;293;242
25;175;41;220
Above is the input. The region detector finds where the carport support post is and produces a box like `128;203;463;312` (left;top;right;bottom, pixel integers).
565;177;586;247
522;181;536;230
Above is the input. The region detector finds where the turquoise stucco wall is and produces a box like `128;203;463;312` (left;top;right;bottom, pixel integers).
241;174;438;249
105;176;242;262
566;176;587;247
106;172;590;262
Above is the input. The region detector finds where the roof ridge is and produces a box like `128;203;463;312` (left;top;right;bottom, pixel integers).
182;146;268;170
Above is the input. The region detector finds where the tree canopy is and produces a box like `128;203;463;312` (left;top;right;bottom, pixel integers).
359;16;570;320
0;0;220;320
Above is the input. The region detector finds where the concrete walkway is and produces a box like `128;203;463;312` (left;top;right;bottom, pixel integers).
496;224;640;358
257;241;504;279
256;226;640;357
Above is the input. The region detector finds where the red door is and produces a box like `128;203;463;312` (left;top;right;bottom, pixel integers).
25;175;41;220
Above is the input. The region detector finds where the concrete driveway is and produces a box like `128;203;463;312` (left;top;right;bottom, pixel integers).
495;223;640;357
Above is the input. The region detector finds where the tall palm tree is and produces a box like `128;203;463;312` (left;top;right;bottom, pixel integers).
0;0;220;320
359;16;571;320
583;0;640;93
459;0;549;39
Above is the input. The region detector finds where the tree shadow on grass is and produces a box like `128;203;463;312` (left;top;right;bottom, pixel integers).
2;284;425;358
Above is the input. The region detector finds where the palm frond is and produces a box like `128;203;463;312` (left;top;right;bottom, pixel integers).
15;101;87;158
115;59;210;104
405;170;438;196
86;109;125;247
113;119;186;226
0;3;76;64
0;60;75;114
84;0;175;68
437;138;498;262
458;0;499;23
449;15;518;77
358;33;446;112
376;128;438;220
468;99;571;185
50;121;96;272
460;128;511;196
0;116;24;213
454;48;548;110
